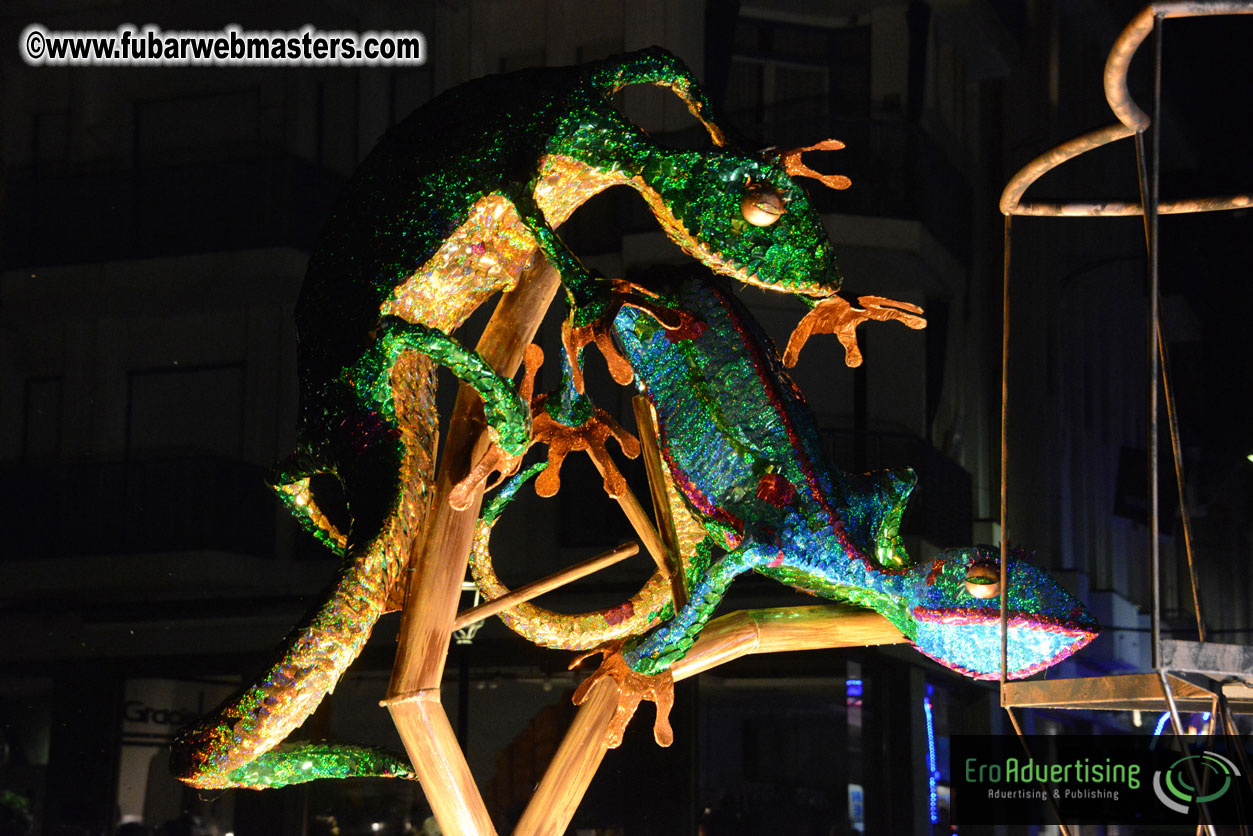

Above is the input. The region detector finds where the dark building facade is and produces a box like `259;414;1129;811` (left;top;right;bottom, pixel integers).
2;1;1248;834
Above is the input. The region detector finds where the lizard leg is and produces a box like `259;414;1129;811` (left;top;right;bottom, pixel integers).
512;193;683;392
358;317;532;457
526;343;640;499
559;277;688;393
783;294;926;368
623;543;769;675
566;543;769;750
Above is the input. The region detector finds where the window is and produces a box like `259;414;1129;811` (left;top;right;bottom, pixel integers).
724;18;870;145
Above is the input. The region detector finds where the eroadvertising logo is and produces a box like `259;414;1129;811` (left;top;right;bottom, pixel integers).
953;735;1253;826
1153;751;1241;814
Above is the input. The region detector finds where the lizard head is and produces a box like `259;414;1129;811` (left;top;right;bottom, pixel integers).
904;546;1098;680
633;148;843;298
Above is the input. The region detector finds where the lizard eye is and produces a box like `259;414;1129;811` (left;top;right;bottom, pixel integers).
741;185;785;226
964;564;1001;598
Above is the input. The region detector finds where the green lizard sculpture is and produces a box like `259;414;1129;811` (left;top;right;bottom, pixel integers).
172;47;896;789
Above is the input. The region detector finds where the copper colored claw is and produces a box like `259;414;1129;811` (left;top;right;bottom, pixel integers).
531;394;640;499
571;644;675;749
777;138;853;192
783;294;925;368
448;344;545;510
562;279;684;393
449;444;523;511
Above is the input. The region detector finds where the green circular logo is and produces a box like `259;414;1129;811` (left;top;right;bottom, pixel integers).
1153;752;1240;814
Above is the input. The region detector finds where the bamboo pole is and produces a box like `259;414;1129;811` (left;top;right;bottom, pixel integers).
632;395;688;611
386;256;560;836
383;691;496;836
514;603;901;836
588;454;674;592
452;542;639;632
669;604;906;682
512;676;621;836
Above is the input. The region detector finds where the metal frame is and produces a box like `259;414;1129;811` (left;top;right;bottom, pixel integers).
997;4;1253;834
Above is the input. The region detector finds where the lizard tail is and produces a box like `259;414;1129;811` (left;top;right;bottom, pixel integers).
469;463;674;650
169;527;409;788
173;354;440;789
585;47;728;148
199;742;414;790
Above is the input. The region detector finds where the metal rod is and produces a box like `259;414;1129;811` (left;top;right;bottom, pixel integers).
1147;13;1164;672
1000;124;1135;215
1158;323;1206;641
1131;137;1158;670
1010;194;1252;217
1000;2;1253;220
1105;3;1253;134
1004;707;1073;836
1157;670;1217;835
1000;214;1011;691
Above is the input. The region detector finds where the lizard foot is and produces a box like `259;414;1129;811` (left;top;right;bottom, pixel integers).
783;294;925;368
563;279;686;393
449;344;545;511
531;389;640;499
570;644;675;749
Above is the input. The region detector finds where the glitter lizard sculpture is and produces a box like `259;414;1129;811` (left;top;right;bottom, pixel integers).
473;271;1098;746
171;47;912;790
171;47;1092;797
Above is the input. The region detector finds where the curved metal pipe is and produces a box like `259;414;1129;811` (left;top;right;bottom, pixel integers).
1105;3;1253;133
1001;2;1253;218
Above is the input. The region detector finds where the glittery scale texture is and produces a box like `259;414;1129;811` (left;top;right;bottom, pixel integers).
609;275;1098;678
177;45;848;788
173;42;1089;789
469;463;675;649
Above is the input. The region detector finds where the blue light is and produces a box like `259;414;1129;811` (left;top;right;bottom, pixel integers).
923;684;939;825
1152;711;1170;737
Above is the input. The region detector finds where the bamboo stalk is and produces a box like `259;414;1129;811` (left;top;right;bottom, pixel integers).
386;257;560;836
513;675;620;836
588;454;673;590
452;542;639;632
388;257;559;696
632;395;688;611
669;604;906;682
384;692;496;836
